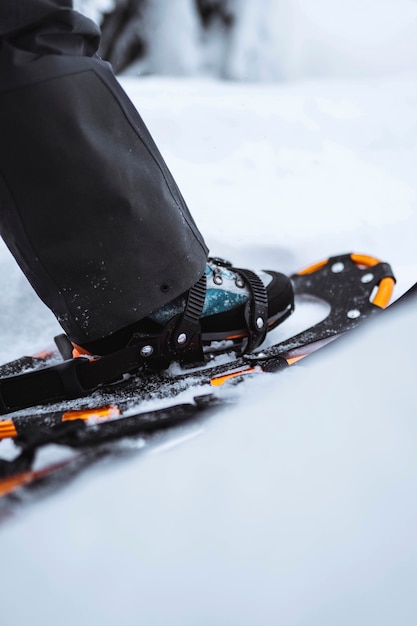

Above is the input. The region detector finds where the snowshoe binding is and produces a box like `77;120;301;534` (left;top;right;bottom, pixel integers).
78;257;294;364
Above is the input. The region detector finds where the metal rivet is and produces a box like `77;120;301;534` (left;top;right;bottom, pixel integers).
256;317;264;329
347;309;361;319
213;275;223;285
140;345;154;357
177;332;187;345
331;262;345;273
235;277;245;288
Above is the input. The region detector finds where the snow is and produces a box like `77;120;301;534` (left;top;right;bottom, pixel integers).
1;5;417;625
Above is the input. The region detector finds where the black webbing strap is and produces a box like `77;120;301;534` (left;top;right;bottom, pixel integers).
0;266;270;414
235;268;269;352
207;258;269;353
0;273;208;415
171;273;207;348
0;347;138;415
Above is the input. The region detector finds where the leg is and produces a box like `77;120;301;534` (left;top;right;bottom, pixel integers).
0;0;293;381
0;0;208;345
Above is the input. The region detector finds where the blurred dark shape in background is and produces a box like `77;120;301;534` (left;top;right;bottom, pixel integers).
99;0;236;74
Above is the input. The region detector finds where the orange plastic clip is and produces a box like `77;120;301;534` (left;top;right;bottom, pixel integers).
0;420;17;440
62;405;121;423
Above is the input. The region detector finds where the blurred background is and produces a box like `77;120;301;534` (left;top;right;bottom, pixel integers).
74;0;417;81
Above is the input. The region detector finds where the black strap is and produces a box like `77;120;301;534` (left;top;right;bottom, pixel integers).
0;357;93;414
171;273;207;349
0;273;208;415
208;257;269;352
0;266;270;414
235;268;269;352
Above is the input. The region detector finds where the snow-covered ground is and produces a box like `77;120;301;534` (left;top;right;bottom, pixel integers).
0;58;417;626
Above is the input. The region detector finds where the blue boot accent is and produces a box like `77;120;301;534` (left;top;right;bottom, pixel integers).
202;289;247;316
149;262;250;324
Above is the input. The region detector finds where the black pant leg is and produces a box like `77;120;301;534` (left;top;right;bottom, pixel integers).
0;1;208;344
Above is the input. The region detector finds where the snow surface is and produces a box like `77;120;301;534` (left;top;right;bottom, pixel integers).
0;21;417;626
